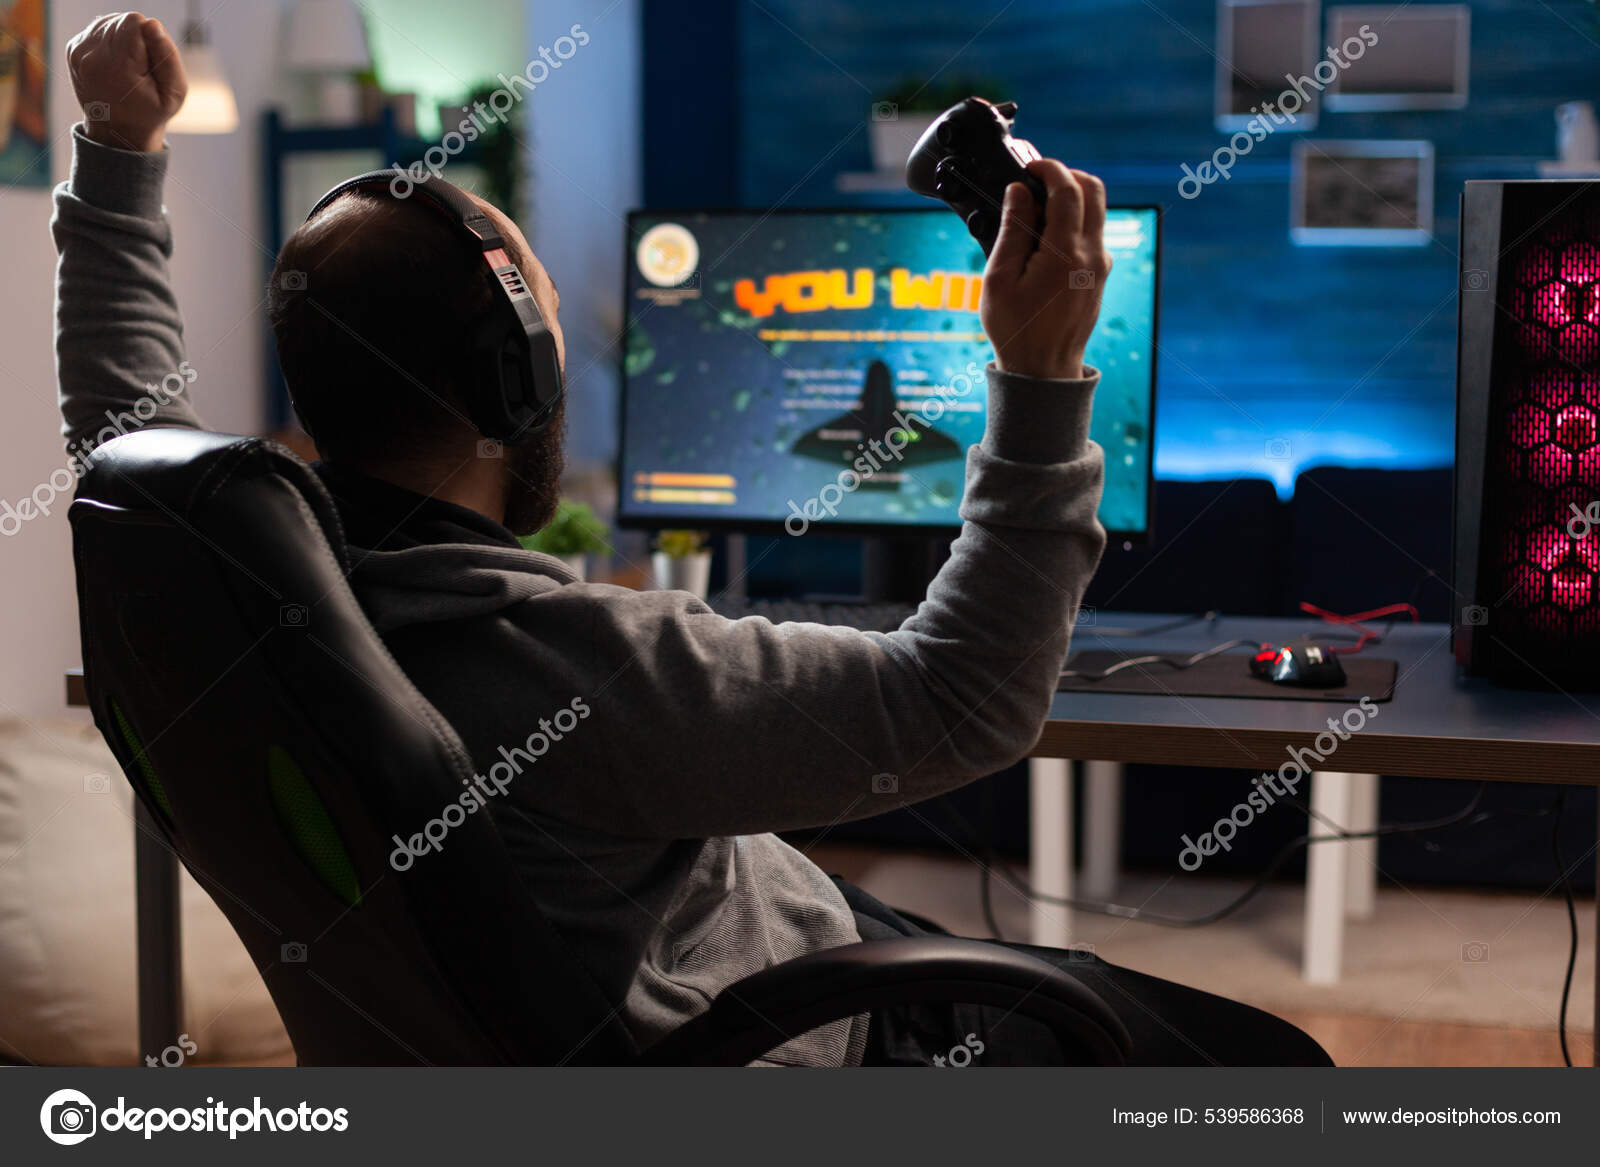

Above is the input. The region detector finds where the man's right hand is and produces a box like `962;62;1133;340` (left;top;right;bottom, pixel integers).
67;12;187;153
979;159;1112;383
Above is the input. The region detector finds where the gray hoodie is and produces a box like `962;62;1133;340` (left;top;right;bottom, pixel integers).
53;126;1106;1066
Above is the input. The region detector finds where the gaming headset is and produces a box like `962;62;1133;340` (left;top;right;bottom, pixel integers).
300;170;564;444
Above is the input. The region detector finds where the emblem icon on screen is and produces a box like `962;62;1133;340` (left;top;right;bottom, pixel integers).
636;222;700;287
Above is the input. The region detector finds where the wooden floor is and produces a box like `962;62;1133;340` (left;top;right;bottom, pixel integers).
222;842;1594;1069
807;842;1593;1067
230;1016;1586;1068
1279;1009;1592;1067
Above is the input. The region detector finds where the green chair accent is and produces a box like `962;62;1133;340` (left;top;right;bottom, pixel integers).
111;699;173;820
267;745;362;907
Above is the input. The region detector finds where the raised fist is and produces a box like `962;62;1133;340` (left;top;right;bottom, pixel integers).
66;12;188;153
980;160;1113;382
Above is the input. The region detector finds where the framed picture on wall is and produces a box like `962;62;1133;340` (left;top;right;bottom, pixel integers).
1215;0;1320;132
1291;139;1434;246
0;0;47;187
1323;4;1470;111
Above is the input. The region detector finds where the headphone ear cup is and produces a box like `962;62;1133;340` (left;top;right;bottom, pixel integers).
499;348;534;419
464;318;554;442
459;319;510;440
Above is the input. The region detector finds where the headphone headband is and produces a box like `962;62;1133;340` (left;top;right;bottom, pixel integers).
301;170;563;444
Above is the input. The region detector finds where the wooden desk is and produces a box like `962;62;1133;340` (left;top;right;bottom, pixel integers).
1027;613;1600;1064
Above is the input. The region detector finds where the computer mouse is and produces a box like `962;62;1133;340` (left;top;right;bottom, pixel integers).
1250;642;1347;688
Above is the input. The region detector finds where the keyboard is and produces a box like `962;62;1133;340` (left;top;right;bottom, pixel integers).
709;597;918;633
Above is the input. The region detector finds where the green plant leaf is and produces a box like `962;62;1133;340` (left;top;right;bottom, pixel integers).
520;499;612;555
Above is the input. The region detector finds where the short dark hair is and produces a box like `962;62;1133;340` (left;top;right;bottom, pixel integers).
266;191;508;468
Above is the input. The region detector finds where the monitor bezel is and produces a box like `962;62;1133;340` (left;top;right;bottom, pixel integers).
614;204;1161;543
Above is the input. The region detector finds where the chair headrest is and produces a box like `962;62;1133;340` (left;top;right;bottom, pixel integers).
78;428;349;572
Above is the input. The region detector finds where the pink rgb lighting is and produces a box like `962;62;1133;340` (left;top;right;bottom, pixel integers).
1500;219;1600;616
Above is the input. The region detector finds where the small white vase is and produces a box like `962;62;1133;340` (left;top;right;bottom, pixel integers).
557;553;587;581
652;551;711;599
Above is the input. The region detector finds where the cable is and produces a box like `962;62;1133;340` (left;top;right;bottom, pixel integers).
1013;785;1491;928
1060;638;1255;683
979;782;1006;941
1063;602;1418;682
1551;788;1577;1068
1299;600;1419;656
953;782;1492;930
1081;610;1222;638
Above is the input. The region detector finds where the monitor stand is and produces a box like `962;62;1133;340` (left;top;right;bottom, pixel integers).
722;533;748;600
861;535;952;603
719;533;952;605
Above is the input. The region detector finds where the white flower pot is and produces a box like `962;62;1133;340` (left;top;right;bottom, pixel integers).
869;110;937;173
557;553;587;581
652;551;711;599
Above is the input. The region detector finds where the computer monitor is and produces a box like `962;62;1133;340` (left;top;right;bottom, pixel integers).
616;205;1160;538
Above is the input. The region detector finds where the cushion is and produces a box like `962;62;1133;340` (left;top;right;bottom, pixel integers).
0;716;291;1065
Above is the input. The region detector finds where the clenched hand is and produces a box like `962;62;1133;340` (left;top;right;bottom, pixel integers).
67;12;188;153
979;160;1113;382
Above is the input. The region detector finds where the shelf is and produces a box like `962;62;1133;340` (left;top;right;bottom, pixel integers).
1537;161;1600;178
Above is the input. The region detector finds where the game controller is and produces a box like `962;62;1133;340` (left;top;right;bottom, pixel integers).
904;97;1048;255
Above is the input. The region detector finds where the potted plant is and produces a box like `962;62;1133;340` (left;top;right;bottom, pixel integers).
519;500;610;581
651;529;712;599
869;75;1007;173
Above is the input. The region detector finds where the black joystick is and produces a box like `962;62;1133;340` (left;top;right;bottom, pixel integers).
905;97;1048;256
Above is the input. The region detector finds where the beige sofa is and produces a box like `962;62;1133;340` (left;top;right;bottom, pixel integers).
0;717;291;1066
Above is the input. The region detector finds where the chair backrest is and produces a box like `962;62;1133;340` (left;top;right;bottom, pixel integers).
69;429;634;1065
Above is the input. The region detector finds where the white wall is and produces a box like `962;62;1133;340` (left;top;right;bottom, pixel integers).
0;1;286;719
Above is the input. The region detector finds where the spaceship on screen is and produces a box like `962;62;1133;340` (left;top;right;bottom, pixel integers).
791;359;960;482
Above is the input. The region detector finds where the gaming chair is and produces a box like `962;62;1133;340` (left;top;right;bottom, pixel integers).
69;427;1130;1066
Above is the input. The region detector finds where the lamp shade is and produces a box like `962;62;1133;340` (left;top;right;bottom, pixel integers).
167;41;238;134
285;0;371;73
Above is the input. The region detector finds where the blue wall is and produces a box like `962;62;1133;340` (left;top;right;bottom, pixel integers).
731;0;1600;494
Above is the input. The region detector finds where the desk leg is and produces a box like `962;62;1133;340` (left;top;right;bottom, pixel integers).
1303;771;1353;984
135;800;183;1063
1081;761;1124;902
1344;774;1380;920
1028;757;1074;948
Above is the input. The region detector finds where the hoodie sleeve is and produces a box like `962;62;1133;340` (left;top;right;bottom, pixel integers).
522;365;1106;840
53;125;204;454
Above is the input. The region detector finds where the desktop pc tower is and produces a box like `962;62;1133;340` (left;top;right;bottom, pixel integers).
1455;179;1600;687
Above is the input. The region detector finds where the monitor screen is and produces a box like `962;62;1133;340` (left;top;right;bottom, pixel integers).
617;206;1159;536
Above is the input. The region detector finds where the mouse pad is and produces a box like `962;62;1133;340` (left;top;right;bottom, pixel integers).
1057;651;1397;702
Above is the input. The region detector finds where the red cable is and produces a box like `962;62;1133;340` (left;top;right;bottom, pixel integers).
1298;601;1419;655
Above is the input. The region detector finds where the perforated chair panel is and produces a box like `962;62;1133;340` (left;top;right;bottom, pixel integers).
267;745;362;908
111;698;173;821
70;430;635;1065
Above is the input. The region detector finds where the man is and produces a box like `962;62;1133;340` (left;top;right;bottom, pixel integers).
56;13;1328;1067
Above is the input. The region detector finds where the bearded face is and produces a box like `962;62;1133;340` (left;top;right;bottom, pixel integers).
500;396;568;537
